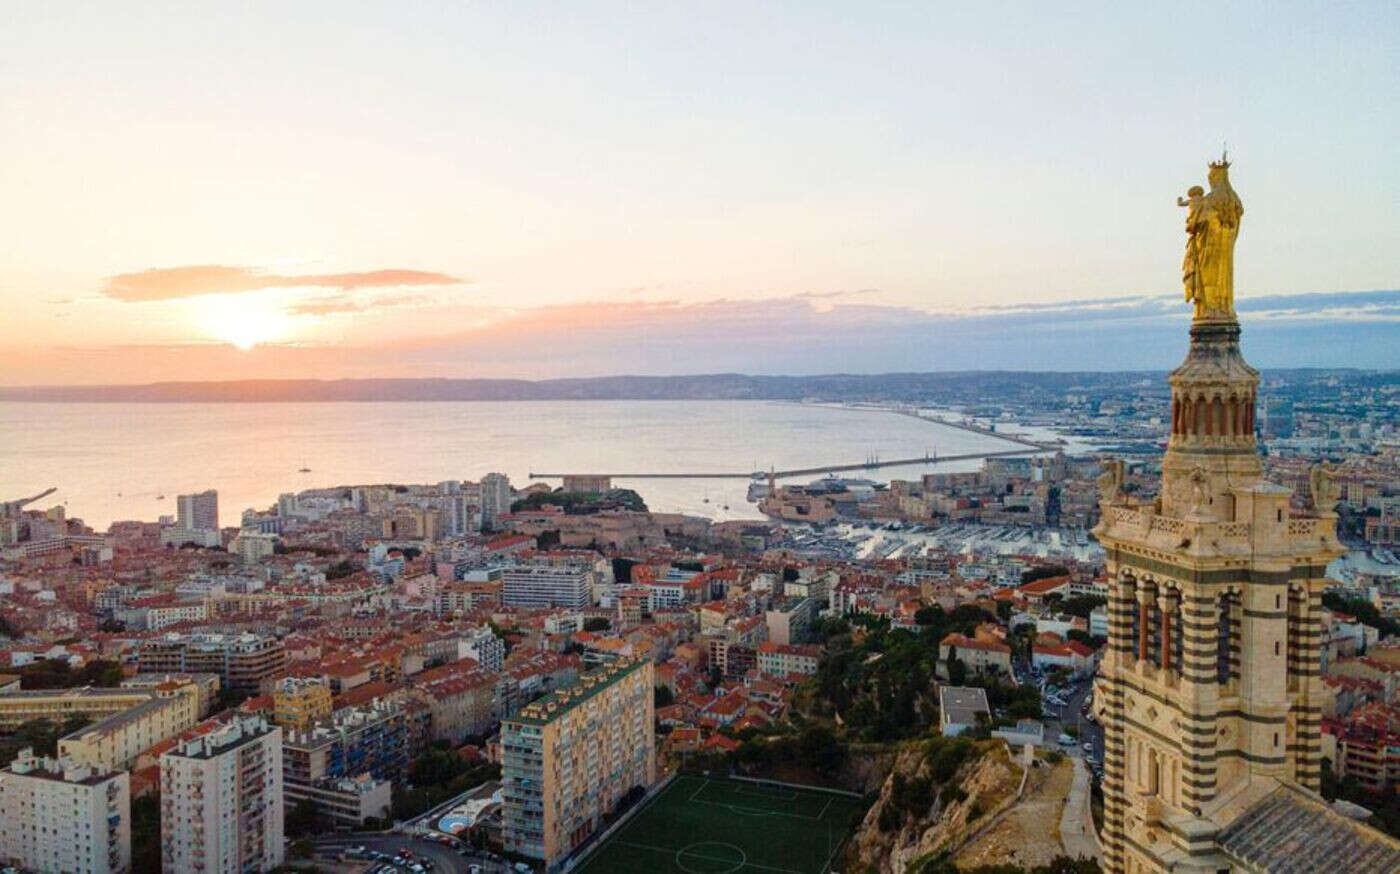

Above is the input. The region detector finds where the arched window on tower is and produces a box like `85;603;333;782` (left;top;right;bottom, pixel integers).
1217;592;1240;687
1287;587;1305;694
1122;574;1139;660
1147;584;1162;669
1171;589;1184;675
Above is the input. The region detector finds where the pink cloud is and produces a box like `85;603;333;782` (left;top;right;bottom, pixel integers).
104;265;464;301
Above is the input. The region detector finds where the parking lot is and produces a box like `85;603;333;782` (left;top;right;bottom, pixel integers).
313;833;513;874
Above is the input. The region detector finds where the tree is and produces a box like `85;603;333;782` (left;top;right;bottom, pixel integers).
653;685;674;708
285;797;321;837
1322;592;1400;637
914;605;944;626
130;795;161;872
796;725;846;775
612;558;637;584
1021;565;1070;585
945;645;967;686
583;616;611;632
1058;595;1107;619
1067;629;1098;649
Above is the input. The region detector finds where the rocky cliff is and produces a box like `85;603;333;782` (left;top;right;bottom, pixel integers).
845;737;1023;874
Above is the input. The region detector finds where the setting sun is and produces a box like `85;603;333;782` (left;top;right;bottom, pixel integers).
195;294;293;350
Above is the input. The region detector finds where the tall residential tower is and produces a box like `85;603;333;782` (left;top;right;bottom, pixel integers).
160;715;284;874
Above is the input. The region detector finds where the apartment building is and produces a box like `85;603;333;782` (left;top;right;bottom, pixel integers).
756;642;822;679
436;580;503;615
137;632;285;694
160;715;284;874
938;629;1014;677
502;565;592;609
502;658;655;869
123;673;222;718
177;490;220;531
0;686;164;731
411;669;497;742
480;472;512;530
764;596;815;645
282;701;404;826
459;625;506;673
115;595;209;631
231;530;279;564
270;677;332;732
58;691;200;771
0;748;130;874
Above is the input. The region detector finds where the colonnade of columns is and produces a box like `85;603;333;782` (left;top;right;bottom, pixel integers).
1133;585;1181;674
1170;390;1255;438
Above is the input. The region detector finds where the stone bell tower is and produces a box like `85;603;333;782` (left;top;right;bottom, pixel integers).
1091;160;1348;873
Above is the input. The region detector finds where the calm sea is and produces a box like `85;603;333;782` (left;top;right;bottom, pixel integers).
0;401;1029;529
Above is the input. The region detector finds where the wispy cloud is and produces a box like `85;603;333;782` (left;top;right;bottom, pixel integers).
287;292;434;317
103;265;465;302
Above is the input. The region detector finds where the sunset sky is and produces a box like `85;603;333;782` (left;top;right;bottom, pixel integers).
3;3;1397;384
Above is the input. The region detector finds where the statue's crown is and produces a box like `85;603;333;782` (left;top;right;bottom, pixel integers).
1209;149;1230;170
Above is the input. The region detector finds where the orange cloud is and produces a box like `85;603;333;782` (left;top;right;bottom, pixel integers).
287;292;432;316
104;265;464;301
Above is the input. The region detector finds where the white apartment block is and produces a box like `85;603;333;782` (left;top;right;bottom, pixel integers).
459;626;506;672
177;490;220;531
502;566;592;609
160;715;284;874
231;530;279;564
479;472;511;530
0;748;131;874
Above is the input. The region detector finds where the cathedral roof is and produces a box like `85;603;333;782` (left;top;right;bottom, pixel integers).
1217;783;1400;873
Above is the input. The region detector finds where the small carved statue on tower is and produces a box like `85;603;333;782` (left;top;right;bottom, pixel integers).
1309;462;1342;511
1097;458;1126;504
1181;154;1244;320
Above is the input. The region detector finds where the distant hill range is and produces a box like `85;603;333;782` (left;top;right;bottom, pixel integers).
0;369;1391;403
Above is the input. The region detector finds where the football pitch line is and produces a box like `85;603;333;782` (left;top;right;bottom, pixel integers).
686;778;826;820
612;840;807;874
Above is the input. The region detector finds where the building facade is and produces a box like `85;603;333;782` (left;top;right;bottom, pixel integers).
480;472;511;530
177;490;220;531
0;748;130;874
270;676;332;732
282;701;404;826
160;716;284;874
502;566;592;609
501;658;655;869
137;632;286;695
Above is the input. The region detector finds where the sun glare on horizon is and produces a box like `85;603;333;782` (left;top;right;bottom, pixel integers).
195;294;294;350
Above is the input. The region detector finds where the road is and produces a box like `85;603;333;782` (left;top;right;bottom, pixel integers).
1059;756;1100;863
1061;678;1104;768
314;833;510;874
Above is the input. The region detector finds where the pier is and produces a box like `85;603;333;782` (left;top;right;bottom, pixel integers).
528;446;1050;481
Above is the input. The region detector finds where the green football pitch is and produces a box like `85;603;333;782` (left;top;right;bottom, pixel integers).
573;774;867;874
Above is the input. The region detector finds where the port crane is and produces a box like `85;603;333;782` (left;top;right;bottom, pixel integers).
1;487;57;518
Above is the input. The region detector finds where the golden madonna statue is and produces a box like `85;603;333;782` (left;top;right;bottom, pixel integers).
1178;154;1244;320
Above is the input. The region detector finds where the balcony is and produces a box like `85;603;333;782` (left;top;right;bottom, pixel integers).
1136;790;1164;826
